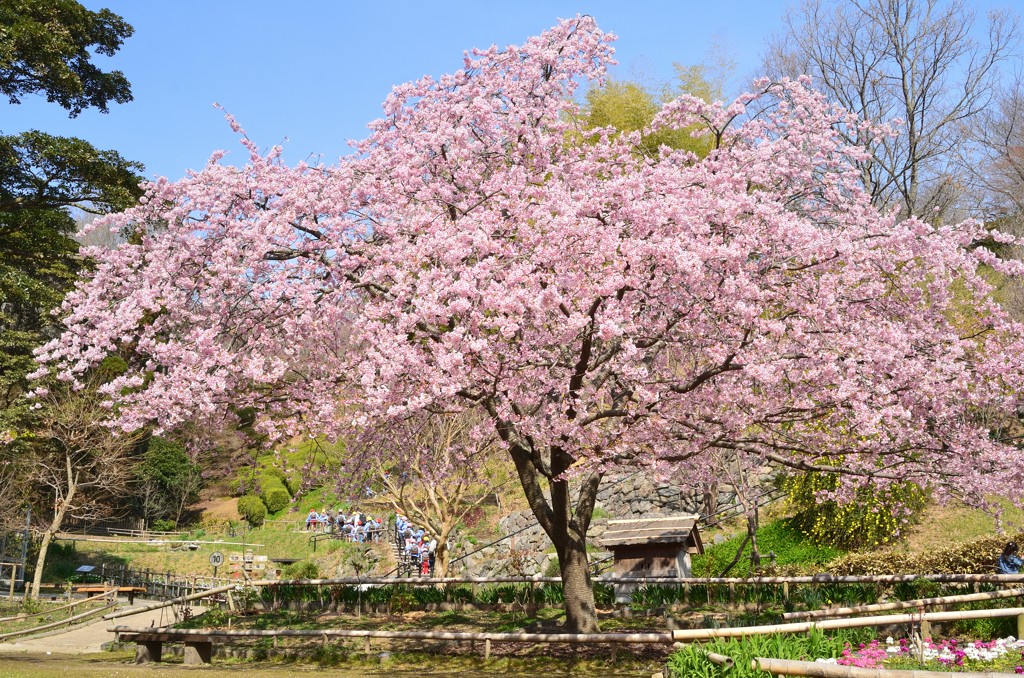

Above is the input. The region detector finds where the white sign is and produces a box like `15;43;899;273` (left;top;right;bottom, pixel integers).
209;551;225;568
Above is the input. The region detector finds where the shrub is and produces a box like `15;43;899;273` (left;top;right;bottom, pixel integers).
285;475;301;496
151;519;176;532
261;478;291;513
827;530;1024;575
784;472;926;549
237;494;266;526
282;560;320;579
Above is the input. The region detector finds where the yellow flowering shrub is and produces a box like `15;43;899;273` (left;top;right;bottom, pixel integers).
784;472;927;549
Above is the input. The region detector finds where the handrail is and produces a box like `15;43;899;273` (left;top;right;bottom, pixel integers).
249;572;1024;586
0;587;119;622
109;624;672;645
0;592;119;640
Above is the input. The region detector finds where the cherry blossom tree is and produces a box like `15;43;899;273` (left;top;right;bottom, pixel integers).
33;18;1024;631
350;409;511;578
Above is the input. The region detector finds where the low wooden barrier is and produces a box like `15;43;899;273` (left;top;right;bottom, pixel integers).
0;591;119;641
0;587;120;623
108;625;673;665
782;587;1024;620
671;606;1024;641
248;573;1024;586
753;656;1011;678
103;584;236;620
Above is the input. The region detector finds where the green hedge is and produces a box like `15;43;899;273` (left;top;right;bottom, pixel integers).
237;495;266;525
262;478;291;513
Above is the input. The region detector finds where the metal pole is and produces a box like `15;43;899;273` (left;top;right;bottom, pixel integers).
18;506;30;590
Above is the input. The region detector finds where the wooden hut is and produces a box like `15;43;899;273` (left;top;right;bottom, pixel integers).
599;515;704;603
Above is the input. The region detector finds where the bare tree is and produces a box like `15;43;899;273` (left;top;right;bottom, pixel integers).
762;0;1021;220
28;376;143;599
352;410;512;577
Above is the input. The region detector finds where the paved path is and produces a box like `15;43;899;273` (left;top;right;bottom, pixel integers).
0;602;206;655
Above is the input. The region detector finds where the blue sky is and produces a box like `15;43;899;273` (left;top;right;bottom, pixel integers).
1;1;1015;181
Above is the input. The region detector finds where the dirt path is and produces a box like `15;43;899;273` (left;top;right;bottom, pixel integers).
0;603;206;656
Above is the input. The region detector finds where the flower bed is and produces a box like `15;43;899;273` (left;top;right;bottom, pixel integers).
815;636;1024;672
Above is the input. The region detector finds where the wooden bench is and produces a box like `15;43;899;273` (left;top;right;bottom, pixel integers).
118;632;213;665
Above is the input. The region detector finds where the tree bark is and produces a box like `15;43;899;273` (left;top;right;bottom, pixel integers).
508;441;602;633
31;470;75;600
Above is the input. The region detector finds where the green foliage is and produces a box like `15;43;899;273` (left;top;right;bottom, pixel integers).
0;131;144;213
785;473;927;549
668;627;875;678
0;0;134;116
134;436;203;527
829;529;1024;575
389;586;417;614
0;2;142;479
584;80;715;158
543;557;560;578
261;477;291;513
236;494;266;526
693;518;843;576
282;559;319;579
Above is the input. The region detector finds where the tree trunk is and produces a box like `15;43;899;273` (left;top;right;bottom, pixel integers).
31;481;74;600
557;533;598;633
507;442;602;633
30;529;53;601
436;540;451;578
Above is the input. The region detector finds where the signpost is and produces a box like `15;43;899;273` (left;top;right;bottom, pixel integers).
209;551;224;579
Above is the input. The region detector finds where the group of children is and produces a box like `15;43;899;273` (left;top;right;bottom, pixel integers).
395;514;438;576
305;507;384;542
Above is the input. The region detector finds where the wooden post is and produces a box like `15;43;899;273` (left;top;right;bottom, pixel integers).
920;619;932;641
318;584;323;608
364;636;371;656
484;638;491;660
783;582;790;604
610;641;618;663
729;582;736;605
273;635;278;648
684;582;690;606
530;581;535;605
472;583;477;603
321;632;328;647
1017;613;1024;641
227;589;235;612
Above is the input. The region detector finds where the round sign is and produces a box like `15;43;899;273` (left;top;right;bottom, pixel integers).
209;551;225;567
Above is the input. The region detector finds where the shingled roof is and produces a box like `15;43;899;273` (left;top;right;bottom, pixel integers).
599;515;704;553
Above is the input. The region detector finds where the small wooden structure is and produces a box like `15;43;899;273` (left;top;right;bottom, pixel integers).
599;515;704;602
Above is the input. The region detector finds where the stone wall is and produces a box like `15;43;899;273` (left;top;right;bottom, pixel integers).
453;469;776;577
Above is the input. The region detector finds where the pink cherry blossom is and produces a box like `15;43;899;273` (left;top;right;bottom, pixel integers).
34;17;1024;630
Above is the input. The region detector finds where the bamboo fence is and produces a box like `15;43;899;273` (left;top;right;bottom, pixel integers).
0;587;120;623
108;624;672;645
0;599;119;641
753;656;1013;678
782;588;1024;620
671;607;1024;641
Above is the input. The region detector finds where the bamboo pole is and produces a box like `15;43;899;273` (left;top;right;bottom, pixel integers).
782;588;1024;620
0;587;121;623
102;584;235;620
107;625;672;645
672;607;1024;641
706;651;735;668
753;656;1011;678
0;601;118;641
246;573;1024;587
